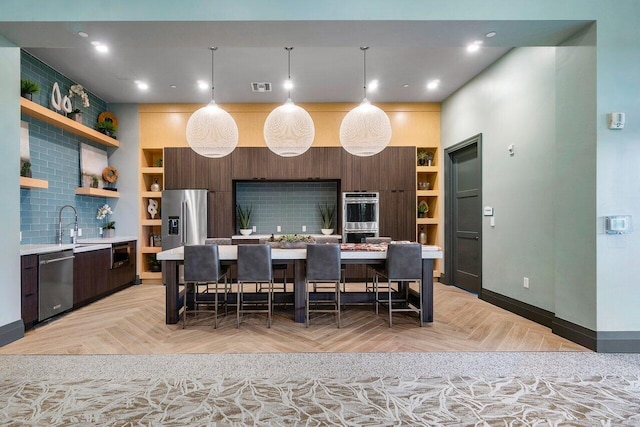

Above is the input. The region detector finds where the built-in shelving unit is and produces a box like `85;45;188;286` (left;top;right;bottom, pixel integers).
20;97;119;148
75;187;120;198
19;176;48;189
139;148;164;283
416;147;441;276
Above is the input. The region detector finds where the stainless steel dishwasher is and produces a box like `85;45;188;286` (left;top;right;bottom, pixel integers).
38;250;74;321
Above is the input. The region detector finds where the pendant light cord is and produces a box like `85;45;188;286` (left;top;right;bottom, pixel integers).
210;46;217;102
361;46;369;99
285;47;293;100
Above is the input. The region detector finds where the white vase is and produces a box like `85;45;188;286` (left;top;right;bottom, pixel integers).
321;228;334;235
240;229;252;236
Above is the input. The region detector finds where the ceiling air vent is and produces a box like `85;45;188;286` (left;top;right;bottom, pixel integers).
251;82;272;92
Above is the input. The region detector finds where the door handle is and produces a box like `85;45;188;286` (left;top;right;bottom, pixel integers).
475;236;479;240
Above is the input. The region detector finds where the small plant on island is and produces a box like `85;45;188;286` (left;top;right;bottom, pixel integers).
274;234;316;243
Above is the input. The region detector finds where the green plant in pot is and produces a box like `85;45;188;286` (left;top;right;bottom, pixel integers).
318;203;336;235
418;200;429;218
20;79;40;100
96;120;117;138
417;149;428;166
147;254;161;272
236;204;253;235
20;161;32;178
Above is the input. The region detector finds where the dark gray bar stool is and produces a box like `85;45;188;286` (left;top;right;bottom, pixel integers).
183;244;229;329
305;244;342;328
258;238;287;296
311;236;346;292
364;237;392;292
237;244;274;328
374;243;423;327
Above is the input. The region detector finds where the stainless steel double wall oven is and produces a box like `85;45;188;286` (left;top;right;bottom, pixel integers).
342;192;380;243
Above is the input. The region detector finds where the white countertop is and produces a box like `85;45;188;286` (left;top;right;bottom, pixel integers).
157;244;443;261
20;236;136;256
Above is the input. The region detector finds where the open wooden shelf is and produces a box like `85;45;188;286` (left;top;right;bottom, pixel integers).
141;219;162;226
416;166;438;173
19;176;48;189
416;190;438;197
140;246;162;254
417;217;439;225
141;191;162;198
20;97;119;148
75;187;120;198
141;167;164;174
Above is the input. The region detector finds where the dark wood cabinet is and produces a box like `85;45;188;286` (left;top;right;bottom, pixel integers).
232;147;342;180
20;254;38;328
379;190;415;241
73;248;110;307
164;147;210;190
208;191;234;237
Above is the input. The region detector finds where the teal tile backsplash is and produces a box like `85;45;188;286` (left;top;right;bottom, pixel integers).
235;182;339;235
20;50;112;244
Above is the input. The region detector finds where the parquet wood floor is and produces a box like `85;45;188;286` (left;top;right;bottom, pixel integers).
0;283;588;354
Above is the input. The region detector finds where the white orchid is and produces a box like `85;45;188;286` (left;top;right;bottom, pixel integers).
96;204;115;229
68;84;90;109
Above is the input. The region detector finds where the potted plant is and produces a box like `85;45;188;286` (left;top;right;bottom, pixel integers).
147;254;162;272
20;161;32;178
67;84;90;123
417;200;429;218
236;204;253;235
96;120;117;138
417;149;428;166
318;203;336;235
273;234;315;249
97;203;116;237
91;175;99;188
20;79;40;101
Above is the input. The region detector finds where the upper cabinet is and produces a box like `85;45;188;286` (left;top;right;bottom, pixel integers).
20;98;119;149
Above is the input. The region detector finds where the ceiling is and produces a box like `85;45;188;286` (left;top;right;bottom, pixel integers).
0;20;591;104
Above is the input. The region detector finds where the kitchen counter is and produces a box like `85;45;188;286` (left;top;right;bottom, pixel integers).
20;243;113;256
77;236;137;245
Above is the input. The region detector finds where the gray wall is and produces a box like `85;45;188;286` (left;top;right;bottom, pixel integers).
442;47;559;314
107;104;140;241
0;44;22;330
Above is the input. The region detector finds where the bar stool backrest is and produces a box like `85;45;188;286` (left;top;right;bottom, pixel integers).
386;243;422;280
184;244;221;282
237;244;273;282
306;244;341;281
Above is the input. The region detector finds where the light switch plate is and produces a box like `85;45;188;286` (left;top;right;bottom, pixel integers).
483;206;494;216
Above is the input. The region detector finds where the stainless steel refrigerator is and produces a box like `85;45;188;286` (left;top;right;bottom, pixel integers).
162;189;208;250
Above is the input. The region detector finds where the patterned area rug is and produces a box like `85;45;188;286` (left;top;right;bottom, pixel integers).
2;376;640;425
2;353;640;425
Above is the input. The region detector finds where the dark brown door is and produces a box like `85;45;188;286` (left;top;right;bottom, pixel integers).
447;136;482;294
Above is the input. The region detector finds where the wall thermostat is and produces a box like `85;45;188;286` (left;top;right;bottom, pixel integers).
607;112;625;130
605;215;632;234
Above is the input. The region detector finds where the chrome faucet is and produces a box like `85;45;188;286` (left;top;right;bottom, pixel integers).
58;205;78;244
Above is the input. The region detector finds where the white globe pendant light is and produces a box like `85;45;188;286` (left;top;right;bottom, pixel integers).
186;47;238;158
264;47;315;157
339;47;391;157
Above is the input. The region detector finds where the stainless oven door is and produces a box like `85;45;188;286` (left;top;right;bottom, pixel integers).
344;200;379;230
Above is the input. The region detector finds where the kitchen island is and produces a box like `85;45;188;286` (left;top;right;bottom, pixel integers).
157;244;442;325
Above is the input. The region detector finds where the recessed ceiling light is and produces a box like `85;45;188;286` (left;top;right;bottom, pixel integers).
77;31;89;38
403;84;409;88
369;79;379;91
95;44;109;53
170;85;177;89
283;79;293;90
486;31;497;38
197;80;209;90
427;79;440;90
136;81;149;91
467;40;483;53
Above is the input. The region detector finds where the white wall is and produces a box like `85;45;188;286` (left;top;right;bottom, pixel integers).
0;44;23;332
442;47;559;313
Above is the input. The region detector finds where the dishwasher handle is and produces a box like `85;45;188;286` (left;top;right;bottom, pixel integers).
40;255;75;265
